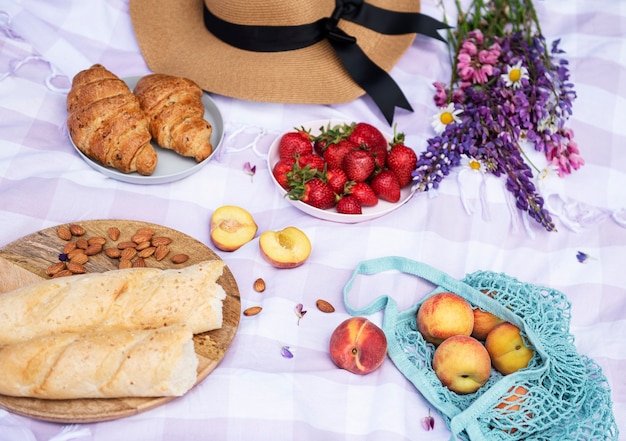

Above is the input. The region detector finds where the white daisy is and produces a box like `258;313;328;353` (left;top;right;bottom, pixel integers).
501;60;529;89
431;103;463;134
460;154;486;174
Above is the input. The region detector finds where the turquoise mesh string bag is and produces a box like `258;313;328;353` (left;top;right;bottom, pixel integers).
342;257;618;441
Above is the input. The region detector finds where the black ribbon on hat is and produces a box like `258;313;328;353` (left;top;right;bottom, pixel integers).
203;0;449;124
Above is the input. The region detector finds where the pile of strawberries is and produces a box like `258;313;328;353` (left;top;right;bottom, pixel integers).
272;121;417;215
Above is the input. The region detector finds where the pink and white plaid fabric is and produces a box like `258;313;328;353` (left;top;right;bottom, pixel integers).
0;1;624;440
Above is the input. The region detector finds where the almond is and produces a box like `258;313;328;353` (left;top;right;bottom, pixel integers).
118;259;133;269
137;246;156;258
88;236;106;246
120;247;137;260
316;299;335;313
46;262;66;276
84;244;103;256
117;241;137;250
135;241;152;251
67;262;87;274
170;253;189;264
133;257;147;268
154;244;169;261
52;269;73;278
69;224;85;236
76;238;89;250
131;232;153;245
243;306;262;316
104;247;122;258
151;236;172;247
63;242;77;254
253;278;266;292
57;226;72;241
67;249;86;260
107;227;121;241
70;253;89;265
136;227;155;236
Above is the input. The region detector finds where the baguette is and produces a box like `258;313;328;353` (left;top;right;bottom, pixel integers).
67;64;158;175
134;73;213;162
0;324;198;399
0;260;226;345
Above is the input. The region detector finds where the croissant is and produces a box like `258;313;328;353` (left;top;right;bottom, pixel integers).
0;324;198;399
66;64;158;175
134;73;213;162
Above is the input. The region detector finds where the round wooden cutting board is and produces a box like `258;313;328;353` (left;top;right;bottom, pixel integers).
0;220;241;423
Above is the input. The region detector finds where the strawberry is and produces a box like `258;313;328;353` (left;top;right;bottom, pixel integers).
323;139;357;170
342;148;376;182
297;153;326;174
370;169;401;202
387;130;417;187
272;159;296;189
299;178;337;210
336;195;362;215
313;123;345;156
346;181;378;206
325;168;349;195
345;122;388;168
278;128;313;161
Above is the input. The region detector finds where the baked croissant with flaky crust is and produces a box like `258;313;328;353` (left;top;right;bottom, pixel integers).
134;73;213;162
66;64;158;175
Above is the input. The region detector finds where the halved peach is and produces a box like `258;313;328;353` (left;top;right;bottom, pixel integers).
210;205;258;251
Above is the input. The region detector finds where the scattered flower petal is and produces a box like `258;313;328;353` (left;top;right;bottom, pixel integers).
58;253;69;262
281;345;294;359
421;409;435;431
576;251;591;263
294;303;307;325
243;162;256;181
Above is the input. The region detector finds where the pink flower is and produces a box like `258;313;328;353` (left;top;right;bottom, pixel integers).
468;29;484;45
433;82;448;106
456;32;500;84
546;129;585;177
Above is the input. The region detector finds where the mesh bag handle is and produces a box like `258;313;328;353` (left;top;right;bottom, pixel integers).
342;256;618;441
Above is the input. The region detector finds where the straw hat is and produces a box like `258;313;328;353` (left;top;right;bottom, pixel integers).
129;0;422;112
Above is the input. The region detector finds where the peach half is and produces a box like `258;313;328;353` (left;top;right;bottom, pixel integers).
210;205;258;251
258;226;311;268
329;317;387;375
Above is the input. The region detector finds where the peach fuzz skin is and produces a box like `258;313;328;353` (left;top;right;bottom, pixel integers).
417;292;474;346
329;317;387;375
432;334;491;394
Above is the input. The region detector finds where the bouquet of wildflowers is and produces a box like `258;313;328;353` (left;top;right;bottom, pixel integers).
413;0;583;232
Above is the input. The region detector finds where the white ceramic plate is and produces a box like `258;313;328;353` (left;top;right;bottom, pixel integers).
267;119;415;223
69;76;224;185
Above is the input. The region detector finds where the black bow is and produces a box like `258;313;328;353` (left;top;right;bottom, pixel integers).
204;1;449;124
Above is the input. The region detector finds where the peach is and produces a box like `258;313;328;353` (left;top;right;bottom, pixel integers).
210;205;258;251
417;292;474;346
432;334;491;394
485;322;534;375
472;308;505;341
329;317;387;375
259;226;311;268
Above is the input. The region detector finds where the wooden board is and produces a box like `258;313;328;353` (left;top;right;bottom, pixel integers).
0;220;241;423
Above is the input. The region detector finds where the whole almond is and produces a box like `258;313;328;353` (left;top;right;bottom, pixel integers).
154;244;169;261
253;278;266;292
120;247;137;260
104;247;122;258
52;269;73;278
133;257;147;268
117;241;137;250
70;253;89;265
151;236;172;247
67;262;87;274
67;248;86;260
84;244;103;256
137;246;156;258
131;232;153;245
57;226;72;241
136;241;152;251
243;306;262;316
136;227;155;236
107;227;121;241
118;258;133;269
46;262;66;276
170;253;189;264
69;224;85;236
88;236;107;246
76;238;89;250
316;299;335;313
63;242;77;254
